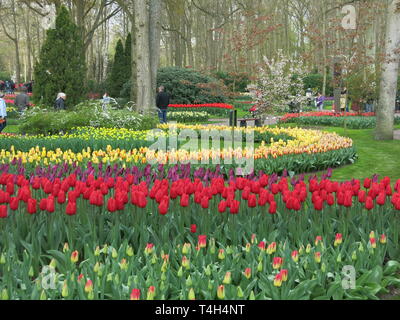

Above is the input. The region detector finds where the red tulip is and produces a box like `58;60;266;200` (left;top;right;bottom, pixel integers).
363;178;371;189
137;192;147;208
130;289;140;300
358;190;366;203
107;198;117;213
258;241;266;250
377;193;386;206
0;190;10;204
229;200;240;214
158;199;169;215
247;194;257;208
269;201;277;214
66;201;77;216
0;205;8;218
218;200;227;213
10;197;19;211
365;197;374;210
46;197;55;213
327;193;335;206
43;181;53;194
57;191;66;204
180;194;189;207
272;257;283;269
313;197;323;211
201;196;209;209
27;198;37;214
39;198;48;211
190;224;197;233
198;235;207;248
6;182;14;195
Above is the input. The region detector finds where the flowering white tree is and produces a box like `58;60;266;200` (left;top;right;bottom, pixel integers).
248;50;308;115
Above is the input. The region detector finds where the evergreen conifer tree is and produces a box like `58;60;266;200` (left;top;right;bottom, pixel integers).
107;39;126;97
33;6;86;107
124;33;132;84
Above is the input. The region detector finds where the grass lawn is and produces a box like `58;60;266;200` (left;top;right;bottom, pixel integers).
2;125;19;134
325;126;400;181
279;124;400;181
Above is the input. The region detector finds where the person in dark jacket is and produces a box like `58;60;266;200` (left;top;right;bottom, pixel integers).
15;87;30;114
55;92;67;110
156;86;170;124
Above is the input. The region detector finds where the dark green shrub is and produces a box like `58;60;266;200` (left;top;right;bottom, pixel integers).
157;67;228;104
303;73;333;96
33;6;86;107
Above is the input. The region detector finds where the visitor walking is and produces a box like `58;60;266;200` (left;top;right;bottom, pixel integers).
156;86;170;124
54;92;67;110
306;88;313;107
340;87;348;112
315;92;325;111
0;92;7;133
5;81;12;94
15;87;30;115
102;92;111;110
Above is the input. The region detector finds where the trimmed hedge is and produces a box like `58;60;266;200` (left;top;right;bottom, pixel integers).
281;116;400;129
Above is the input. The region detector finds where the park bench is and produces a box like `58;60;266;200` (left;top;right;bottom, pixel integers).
237;118;262;127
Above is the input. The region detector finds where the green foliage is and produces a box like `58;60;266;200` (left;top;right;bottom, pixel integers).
168;111;210;123
282;116;400;129
347;70;377;102
0;135;152;153
18;101;159;135
157;67;228;104
0;71;11;80
107;39;126;97
214;71;250;93
86;80;107;96
33;6;86;107
124;33;132;86
119;79;133;100
303;73;333;96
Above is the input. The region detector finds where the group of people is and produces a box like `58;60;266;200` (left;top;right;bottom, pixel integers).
99;86;171;124
310;87;375;113
0;80;16;94
0;80;34;95
1;85;170;132
0;86;31;133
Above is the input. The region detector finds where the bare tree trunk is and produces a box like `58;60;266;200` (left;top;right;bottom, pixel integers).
135;0;152;112
130;19;137;103
149;0;162;102
322;0;327;96
375;0;400;140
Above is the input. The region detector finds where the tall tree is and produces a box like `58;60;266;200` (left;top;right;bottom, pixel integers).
33;5;86;106
135;0;162;113
124;32;132;86
375;0;400;140
0;0;22;83
107;39;126;97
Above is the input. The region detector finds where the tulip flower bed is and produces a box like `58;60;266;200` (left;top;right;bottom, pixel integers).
0;172;400;300
168;103;234;117
0;126;356;175
279;112;400;129
167;111;210;123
